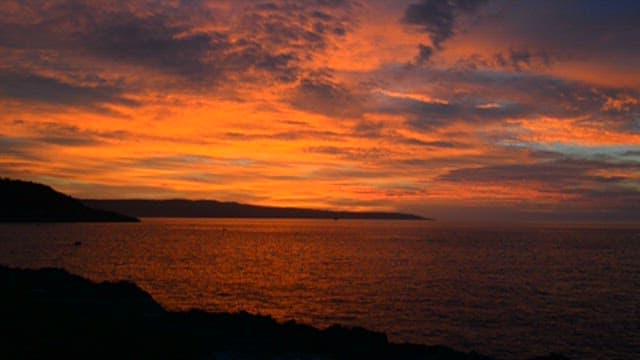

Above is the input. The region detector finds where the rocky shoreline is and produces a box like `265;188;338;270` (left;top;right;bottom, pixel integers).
0;266;568;359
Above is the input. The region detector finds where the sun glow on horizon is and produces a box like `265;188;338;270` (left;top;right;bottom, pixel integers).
0;0;639;220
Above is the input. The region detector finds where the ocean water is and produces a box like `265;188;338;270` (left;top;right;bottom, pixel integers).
0;218;638;359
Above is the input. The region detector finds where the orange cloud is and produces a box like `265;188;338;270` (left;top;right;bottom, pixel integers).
1;0;639;220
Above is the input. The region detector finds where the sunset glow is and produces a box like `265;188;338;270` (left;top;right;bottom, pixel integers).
1;0;639;220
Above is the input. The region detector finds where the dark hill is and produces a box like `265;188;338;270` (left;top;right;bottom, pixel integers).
0;178;138;222
83;199;427;220
0;265;568;360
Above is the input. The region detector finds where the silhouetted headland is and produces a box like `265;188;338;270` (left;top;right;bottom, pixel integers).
0;178;138;222
83;199;428;220
0;266;568;360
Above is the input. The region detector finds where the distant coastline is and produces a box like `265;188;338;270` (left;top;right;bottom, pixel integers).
0;178;427;221
83;199;428;220
0;178;138;223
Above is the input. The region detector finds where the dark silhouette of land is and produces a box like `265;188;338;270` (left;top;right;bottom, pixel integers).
0;178;138;222
83;199;427;220
0;265;568;360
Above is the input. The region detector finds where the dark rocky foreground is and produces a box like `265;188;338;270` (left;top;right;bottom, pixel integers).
0;266;568;360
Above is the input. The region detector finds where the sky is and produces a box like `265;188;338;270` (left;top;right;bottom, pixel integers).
0;0;639;221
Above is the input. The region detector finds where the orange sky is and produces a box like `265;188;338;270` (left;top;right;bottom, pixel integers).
1;0;639;220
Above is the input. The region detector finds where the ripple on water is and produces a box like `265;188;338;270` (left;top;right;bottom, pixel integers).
0;219;639;360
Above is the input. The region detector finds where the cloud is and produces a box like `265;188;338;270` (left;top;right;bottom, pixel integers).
1;0;638;221
25;121;130;146
374;65;640;131
73;5;300;84
432;155;640;220
402;0;488;64
222;129;341;141
353;120;385;137
438;158;639;186
0;135;42;160
0;72;137;110
305;145;391;162
453;49;553;72
461;71;640;126
0;0;355;90
403;0;488;49
415;43;434;64
398;137;466;148
373;90;528;129
493;49;552;72
458;1;640;82
86;17;235;81
602;95;640;113
288;73;365;118
0;122;132;161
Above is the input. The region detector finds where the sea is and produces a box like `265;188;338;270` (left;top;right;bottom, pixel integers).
0;218;638;359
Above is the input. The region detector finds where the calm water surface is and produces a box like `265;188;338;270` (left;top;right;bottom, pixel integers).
1;219;639;359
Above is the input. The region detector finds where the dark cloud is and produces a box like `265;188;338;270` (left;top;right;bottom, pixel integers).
403;0;488;49
434;155;640;220
0;72;137;110
305;146;345;155
34;122;129;146
128;154;215;170
315;0;350;7
311;10;334;21
288;74;365;118
353;120;385;137
438;158;639;186
80;8;300;84
415;44;434;64
477;1;640;69
0;135;42;160
399;137;466;148
377;96;454;126
379;66;640;130
305;146;391;162
493;49;552;72
1;121;132;149
0;0;354;90
374;93;528;130
245;2;351;47
36;136;96;147
222;129;340;141
459;71;640;126
453;49;553;72
403;0;488;63
403;1;640;78
86;17;227;80
311;164;392;178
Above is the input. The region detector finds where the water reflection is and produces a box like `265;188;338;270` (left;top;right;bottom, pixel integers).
0;219;638;359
